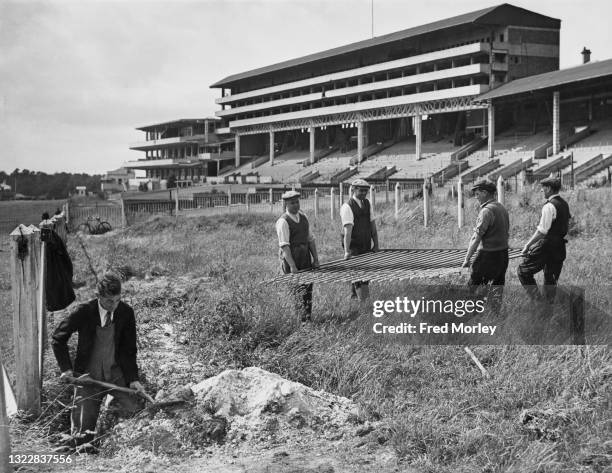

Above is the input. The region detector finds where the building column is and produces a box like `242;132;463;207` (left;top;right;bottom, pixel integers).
309;127;315;165
553;91;560;155
415;111;422;161
269;130;275;165
235;133;241;168
488;101;495;159
357;121;364;163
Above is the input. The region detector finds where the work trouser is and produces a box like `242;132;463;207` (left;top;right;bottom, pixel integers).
517;238;566;303
468;249;509;314
71;370;142;445
282;244;313;321
349;248;373;301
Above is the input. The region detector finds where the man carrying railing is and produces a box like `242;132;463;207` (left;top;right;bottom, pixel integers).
275;191;320;322
462;179;510;314
341;178;380;301
517;176;571;303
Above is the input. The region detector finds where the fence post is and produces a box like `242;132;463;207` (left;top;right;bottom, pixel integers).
9;225;42;415
423;179;430;227
269;188;274;213
0;355;11;473
330;187;335;220
497;175;505;206
120;196;127;228
246;193;251;213
394;183;400;220
52;213;67;244
338;182;343;205
569;286;585;345
385;180;389;204
227;188;232;208
63;201;70;229
314;188;319;218
369;185;376;210
38;220;50;376
458;177;464;229
174;188;179;216
518;170;526;194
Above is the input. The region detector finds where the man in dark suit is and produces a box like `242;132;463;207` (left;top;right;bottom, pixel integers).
52;272;145;449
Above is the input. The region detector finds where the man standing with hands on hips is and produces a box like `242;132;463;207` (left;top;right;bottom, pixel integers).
276;190;320;321
462;179;510;314
52;272;146;452
341;178;379;301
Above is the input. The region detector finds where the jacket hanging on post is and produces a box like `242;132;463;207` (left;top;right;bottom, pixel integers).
45;229;75;311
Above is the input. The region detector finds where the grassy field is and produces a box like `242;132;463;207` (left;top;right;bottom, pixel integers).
1;187;611;472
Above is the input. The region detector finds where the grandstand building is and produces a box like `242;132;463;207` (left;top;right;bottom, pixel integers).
211;3;561;177
126;118;235;187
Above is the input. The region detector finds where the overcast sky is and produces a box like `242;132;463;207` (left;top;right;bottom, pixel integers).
1;0;610;175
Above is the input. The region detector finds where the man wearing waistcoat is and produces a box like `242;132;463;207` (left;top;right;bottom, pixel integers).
52;272;145;450
275;191;320;321
341;179;379;301
518;176;571;303
462;179;510;314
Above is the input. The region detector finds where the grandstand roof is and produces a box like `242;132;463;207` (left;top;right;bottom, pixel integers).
478;58;612;100
211;3;559;88
136;118;220;132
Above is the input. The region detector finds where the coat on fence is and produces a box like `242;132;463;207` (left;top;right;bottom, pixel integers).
45;229;75;311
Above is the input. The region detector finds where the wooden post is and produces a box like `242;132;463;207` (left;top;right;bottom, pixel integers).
0;355;11;473
330;187;335;220
9;225;42;415
246;193;251;212
394;183;400;220
569;286;585;345
314;188;319;218
174;188;179;216
369;185;375;210
423;179;430;227
457;178;464;229
269;188;274;213
518;170;526;194
227;188;232;207
38;221;50;378
497;175;505;206
338;182;344;204
120;196;127;228
63;201;70;229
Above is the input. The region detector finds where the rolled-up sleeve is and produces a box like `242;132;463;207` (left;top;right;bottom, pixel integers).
340;204;353;226
275;218;290;247
473;208;493;237
536;202;556;235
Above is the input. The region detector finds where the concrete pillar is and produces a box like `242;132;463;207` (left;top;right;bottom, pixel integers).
235;134;241;168
269;130;275;166
553;91;560;155
457;177;464;229
330;188;336;220
309;127;315;165
394;183;400;220
357;122;364;163
314;188;319;218
415;112;422;161
488;102;495;159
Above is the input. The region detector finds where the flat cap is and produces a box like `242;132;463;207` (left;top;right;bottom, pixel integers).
281;190;301;200
471;179;496;193
540;176;561;188
351;178;370;188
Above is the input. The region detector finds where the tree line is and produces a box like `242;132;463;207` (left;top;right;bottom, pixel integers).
0;169;102;200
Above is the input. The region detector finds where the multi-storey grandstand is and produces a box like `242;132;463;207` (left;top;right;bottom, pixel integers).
127;3;612;191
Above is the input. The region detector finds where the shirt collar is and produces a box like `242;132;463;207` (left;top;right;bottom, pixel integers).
97;301;114;325
351;195;364;207
284;210;300;222
480;198;495;209
547;194;560;202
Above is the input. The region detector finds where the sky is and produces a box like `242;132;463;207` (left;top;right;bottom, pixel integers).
1;0;611;175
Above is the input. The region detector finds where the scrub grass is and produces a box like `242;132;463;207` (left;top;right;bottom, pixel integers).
2;186;611;472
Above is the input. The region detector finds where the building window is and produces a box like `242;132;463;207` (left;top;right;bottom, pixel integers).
499;33;504;42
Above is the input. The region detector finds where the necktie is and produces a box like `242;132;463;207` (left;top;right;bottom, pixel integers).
103;311;111;327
